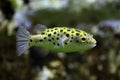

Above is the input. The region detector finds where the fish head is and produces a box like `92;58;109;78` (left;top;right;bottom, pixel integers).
77;31;97;50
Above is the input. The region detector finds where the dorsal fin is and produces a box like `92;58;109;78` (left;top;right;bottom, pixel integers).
34;24;47;34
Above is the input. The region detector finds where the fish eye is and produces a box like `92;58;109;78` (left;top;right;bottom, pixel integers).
81;37;86;42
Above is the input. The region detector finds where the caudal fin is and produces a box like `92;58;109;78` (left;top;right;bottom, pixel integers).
16;26;31;56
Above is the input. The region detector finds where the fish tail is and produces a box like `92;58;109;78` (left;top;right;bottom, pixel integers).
16;26;31;56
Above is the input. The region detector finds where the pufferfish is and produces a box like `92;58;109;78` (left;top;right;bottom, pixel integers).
16;26;96;56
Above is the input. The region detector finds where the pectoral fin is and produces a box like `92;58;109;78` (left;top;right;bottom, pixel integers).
59;35;69;47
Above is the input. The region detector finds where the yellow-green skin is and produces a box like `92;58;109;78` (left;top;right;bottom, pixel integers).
28;27;96;53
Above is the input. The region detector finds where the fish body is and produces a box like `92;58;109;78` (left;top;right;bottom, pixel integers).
16;26;96;56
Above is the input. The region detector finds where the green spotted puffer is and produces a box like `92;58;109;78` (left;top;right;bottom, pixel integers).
16;26;96;56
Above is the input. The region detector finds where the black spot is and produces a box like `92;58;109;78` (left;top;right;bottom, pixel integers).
76;33;79;36
64;32;66;34
80;34;82;36
51;30;53;32
72;31;74;33
57;43;59;46
48;34;51;36
56;37;59;40
70;40;72;42
84;33;87;36
60;30;63;32
48;39;51;41
30;39;32;42
71;37;73;39
41;32;45;35
67;29;70;31
47;30;49;32
52;38;54;40
57;34;59;36
53;42;56;45
65;42;67;45
76;40;79;43
54;32;56;34
54;28;58;30
39;39;43;42
66;34;69;37
44;37;46;39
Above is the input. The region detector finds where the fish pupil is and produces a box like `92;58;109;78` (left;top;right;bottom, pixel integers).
81;38;86;41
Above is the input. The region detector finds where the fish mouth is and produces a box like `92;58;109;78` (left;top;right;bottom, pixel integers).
90;39;97;47
92;39;97;47
92;43;96;47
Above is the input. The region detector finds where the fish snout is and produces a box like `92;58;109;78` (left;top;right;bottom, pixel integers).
92;39;97;47
89;38;97;47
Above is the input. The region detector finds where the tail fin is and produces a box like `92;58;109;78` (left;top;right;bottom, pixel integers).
16;26;31;56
